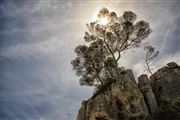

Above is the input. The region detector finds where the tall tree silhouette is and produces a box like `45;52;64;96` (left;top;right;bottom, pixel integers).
71;7;152;87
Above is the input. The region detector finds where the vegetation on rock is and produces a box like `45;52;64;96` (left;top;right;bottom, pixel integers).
144;45;159;75
71;7;152;88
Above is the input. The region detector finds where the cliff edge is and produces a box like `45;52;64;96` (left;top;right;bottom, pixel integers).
76;62;180;120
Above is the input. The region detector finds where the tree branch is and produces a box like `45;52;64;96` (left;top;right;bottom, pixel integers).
116;32;130;62
116;51;121;62
103;31;120;77
145;51;153;75
98;75;104;86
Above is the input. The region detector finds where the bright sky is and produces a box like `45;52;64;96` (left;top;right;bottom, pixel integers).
0;0;180;120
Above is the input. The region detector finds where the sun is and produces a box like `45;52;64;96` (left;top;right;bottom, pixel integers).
97;16;109;26
92;8;110;26
98;16;109;25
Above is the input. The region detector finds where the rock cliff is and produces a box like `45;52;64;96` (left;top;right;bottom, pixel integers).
149;62;180;108
76;62;180;120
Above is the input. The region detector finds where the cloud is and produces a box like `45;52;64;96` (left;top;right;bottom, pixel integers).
0;1;180;120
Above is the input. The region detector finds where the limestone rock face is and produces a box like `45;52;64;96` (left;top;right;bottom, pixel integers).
138;74;158;114
76;70;149;120
150;62;180;107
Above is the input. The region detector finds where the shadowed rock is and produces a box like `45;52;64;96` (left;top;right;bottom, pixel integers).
150;62;180;107
76;62;180;120
138;74;158;114
76;70;149;120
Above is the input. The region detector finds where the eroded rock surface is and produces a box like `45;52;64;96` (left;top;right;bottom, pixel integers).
150;62;180;107
138;74;158;114
77;70;149;120
76;62;180;120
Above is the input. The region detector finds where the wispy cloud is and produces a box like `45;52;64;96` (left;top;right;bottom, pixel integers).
0;1;180;120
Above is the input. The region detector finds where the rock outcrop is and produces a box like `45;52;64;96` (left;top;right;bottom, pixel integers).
138;74;158;114
149;62;180;107
76;62;180;120
77;70;149;120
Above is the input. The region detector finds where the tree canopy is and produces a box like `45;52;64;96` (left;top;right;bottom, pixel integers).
71;7;152;87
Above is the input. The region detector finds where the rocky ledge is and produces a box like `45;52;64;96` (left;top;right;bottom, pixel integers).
76;62;180;120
